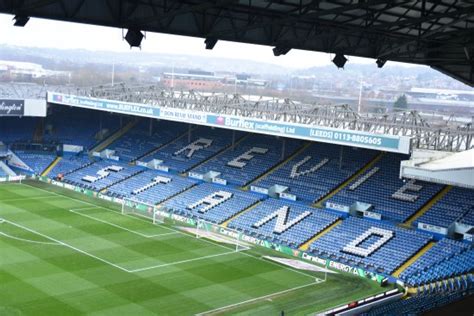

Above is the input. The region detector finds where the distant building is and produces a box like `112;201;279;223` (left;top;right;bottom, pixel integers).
222;73;268;89
161;71;223;90
407;87;474;103
161;70;268;90
0;60;70;80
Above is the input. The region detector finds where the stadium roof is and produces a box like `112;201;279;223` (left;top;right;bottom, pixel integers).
1;1;473;86
401;148;474;188
417;148;474;171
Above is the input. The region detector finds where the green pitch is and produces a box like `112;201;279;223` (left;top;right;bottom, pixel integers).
0;181;385;315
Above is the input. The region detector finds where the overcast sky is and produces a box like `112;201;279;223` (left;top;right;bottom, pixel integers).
0;13;405;69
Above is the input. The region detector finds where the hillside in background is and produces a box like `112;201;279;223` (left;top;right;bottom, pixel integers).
0;44;471;92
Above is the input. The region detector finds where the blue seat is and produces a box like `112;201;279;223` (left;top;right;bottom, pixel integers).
106;120;187;162
163;182;263;224
228;199;340;247
107;169;198;204
192;134;302;186
256;143;378;203
326;153;443;222
308;216;433;274
141;126;241;173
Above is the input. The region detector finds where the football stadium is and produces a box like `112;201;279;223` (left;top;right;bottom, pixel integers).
1;1;474;315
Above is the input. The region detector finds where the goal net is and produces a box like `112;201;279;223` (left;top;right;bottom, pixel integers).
121;198;164;225
195;219;249;252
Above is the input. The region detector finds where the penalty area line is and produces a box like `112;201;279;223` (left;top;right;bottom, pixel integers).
0;195;57;203
2;218;131;273
129;249;243;273
21;184;240;251
1;217;243;275
19;183;327;280
69;208;178;238
195;280;323;316
22;183;178;233
0;230;61;246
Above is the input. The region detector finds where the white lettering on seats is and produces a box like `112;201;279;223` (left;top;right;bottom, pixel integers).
132;176;171;195
174;138;213;158
342;227;394;257
392;179;423;202
290;156;329;178
82;165;124;183
349;167;380;191
227;147;268;168
252;206;311;234
186;191;233;214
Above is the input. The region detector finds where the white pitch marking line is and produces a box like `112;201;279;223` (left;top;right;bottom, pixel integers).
129;250;242;273
195;280;324;316
21;183;327;280
259;255;326;280
3;216;240;275
22;183;178;232
0;230;61;246
22;184;223;245
0;195;57;203
69;208;178;238
3;218;131;273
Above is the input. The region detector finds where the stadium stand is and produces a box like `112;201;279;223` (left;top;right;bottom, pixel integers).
308;216;433;274
107;169;198;204
192;134;303;186
228;199;340;248
49;154;92;177
399;239;471;286
163;182;263;223
106;119;187;162
363;280;473;316
13;151;56;175
256;143;378;202
325;153;444;222
2;107;474;300
141;126;241;173
460;211;474;226
405;247;473;286
0;117;38;143
63;160;143;191
414;187;474;229
43;107;123;149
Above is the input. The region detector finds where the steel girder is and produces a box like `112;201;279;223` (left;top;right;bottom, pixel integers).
55;83;474;152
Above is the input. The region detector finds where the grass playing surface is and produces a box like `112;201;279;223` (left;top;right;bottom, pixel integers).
0;181;385;315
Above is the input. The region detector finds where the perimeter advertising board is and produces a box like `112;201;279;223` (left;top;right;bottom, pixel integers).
0;99;24;116
206;114;410;153
48;93;160;118
47;92;411;154
0;99;47;117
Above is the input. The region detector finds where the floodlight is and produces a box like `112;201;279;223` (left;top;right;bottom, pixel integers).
273;46;291;56
332;53;348;68
124;28;144;48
